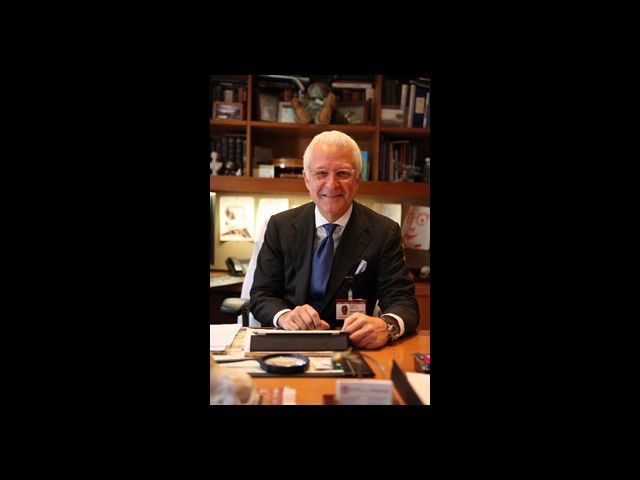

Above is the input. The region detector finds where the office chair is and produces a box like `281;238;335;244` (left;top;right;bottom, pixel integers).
220;219;267;328
221;297;251;326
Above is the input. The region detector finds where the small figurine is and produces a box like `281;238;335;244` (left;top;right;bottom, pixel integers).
216;158;238;176
210;151;222;175
291;82;342;125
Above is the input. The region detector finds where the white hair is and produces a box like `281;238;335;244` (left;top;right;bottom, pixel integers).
303;130;362;173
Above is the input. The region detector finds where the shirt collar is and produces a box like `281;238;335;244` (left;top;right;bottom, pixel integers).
314;203;353;229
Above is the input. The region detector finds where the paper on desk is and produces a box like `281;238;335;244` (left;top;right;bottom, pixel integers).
210;324;241;352
248;328;344;334
406;372;430;405
217;359;262;374
212;354;246;361
310;357;334;370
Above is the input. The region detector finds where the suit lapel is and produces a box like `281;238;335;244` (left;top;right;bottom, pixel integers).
290;203;315;306
322;202;371;310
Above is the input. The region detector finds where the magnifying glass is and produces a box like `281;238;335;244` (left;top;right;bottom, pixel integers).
214;354;310;375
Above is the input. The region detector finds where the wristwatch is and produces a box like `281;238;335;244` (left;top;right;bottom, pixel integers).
381;315;401;342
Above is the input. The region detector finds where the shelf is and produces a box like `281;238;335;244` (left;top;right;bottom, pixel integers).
380;126;430;139
358;181;429;198
209;118;247;134
212;176;308;194
249;121;376;136
211;176;429;198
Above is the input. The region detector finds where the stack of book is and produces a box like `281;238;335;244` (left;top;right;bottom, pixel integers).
406;78;430;128
211;133;246;176
381;76;430;128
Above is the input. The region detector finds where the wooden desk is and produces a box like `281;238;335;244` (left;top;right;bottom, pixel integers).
250;330;430;405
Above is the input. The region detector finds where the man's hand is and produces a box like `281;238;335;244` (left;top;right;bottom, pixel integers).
277;305;331;330
341;313;389;349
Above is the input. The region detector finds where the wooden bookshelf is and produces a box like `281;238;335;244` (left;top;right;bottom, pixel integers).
210;74;430;199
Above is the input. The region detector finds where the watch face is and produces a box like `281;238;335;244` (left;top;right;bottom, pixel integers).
388;323;400;340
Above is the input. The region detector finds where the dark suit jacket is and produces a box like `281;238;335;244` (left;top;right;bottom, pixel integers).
249;201;419;336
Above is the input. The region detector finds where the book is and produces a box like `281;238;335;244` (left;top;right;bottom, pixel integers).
423;92;430;128
400;83;409;113
407;84;417;127
361;151;369;181
412;85;429;128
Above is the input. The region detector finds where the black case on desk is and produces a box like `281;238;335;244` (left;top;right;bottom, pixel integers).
250;332;349;352
248;349;375;377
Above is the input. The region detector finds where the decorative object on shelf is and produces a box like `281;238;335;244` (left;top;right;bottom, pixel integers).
219;196;255;242
291;82;341;125
213;101;244;120
277;101;296;123
258;93;279;122
380;105;406;126
253;145;274;177
336;101;369;124
210;151;222;176
273;157;303;178
401;206;430;250
423;157;430;183
402;205;430;281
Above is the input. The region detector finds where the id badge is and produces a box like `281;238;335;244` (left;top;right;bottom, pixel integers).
336;299;366;320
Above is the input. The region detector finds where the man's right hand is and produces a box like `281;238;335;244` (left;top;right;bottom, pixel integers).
277;305;331;330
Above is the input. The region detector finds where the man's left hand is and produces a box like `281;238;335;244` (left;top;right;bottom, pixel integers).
341;313;388;349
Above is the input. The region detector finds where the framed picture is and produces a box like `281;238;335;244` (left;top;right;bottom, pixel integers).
277;101;296;123
336;101;369;124
380;105;406;126
258;93;279;122
213;101;244;120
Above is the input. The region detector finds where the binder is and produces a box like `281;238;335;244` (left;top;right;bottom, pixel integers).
412;85;429;128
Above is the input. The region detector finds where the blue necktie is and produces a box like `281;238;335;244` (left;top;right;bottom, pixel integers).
309;223;338;312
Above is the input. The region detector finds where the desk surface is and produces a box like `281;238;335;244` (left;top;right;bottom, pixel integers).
251;330;430;405
210;271;244;293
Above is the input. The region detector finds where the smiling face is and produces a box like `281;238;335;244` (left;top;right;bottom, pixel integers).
303;142;361;222
402;206;430;249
